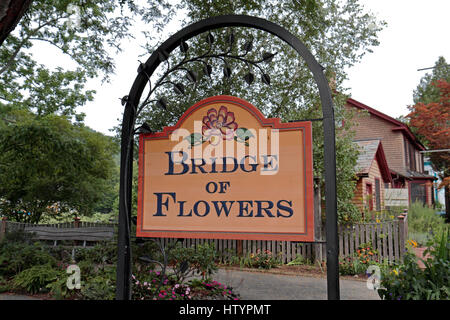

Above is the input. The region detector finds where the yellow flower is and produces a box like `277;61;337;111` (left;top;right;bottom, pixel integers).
407;239;418;248
376;218;381;223
393;269;398;276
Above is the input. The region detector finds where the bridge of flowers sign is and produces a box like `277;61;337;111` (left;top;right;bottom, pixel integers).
137;95;314;241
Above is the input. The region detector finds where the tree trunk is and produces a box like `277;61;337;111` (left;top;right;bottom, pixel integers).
0;0;33;46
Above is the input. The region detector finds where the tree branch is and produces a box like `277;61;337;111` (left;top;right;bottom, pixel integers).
0;13;69;76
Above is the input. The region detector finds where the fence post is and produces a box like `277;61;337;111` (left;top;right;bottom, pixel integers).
0;217;7;241
73;216;81;247
236;240;243;257
313;177;324;263
397;209;408;259
74;216;81;228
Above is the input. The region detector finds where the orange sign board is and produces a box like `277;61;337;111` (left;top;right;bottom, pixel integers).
137;95;314;241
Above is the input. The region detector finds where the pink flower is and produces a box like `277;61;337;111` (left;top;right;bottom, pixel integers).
202;106;238;144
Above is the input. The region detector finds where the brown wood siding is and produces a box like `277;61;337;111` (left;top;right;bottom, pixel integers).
352;158;386;212
345;104;406;173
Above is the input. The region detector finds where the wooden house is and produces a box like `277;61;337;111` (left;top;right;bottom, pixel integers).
353;139;392;214
346;98;435;207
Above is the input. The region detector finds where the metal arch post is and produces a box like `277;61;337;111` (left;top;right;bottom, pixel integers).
116;14;339;300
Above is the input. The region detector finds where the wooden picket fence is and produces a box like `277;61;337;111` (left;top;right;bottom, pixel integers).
158;217;407;264
158;237;318;264
1;215;407;263
338;218;408;263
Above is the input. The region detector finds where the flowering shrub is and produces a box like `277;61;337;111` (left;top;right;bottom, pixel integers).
247;249;280;269
339;243;379;276
132;270;187;300
378;228;449;300
356;243;378;264
131;270;240;300
193;279;240;300
168;242;218;282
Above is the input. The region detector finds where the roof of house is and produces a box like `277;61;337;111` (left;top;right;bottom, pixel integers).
354;139;393;184
347;97;426;151
390;168;437;180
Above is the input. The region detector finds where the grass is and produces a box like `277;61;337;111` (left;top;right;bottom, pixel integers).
408;201;447;246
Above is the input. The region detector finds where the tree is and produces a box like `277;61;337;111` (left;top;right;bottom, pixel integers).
0;1;172;222
0;108;118;223
0;0;171;120
0;0;32;46
413;56;450;105
408;79;450;221
129;0;385;223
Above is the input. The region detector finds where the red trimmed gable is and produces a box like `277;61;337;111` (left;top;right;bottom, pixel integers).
354;139;393;184
375;141;393;184
347;98;425;151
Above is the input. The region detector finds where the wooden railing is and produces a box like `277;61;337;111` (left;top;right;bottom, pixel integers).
0;218;116;246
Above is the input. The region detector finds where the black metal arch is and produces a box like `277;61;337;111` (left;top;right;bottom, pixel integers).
117;14;339;300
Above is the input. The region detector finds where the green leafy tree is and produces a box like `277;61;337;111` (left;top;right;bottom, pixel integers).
409;56;449;220
0;0;171;120
130;0;385;223
0;1;173;222
413;56;450;105
0;109;118;223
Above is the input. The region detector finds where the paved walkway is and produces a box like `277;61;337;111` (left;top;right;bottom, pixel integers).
0;293;40;300
214;269;380;300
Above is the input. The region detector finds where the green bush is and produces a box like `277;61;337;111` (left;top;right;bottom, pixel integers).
131;271;240;300
240;249;281;269
80;266;116;300
286;254;311;266
168;242;218;281
339;243;380;276
13;264;63;294
0;239;57;277
378;227;449;300
74;242;117;266
408;202;446;238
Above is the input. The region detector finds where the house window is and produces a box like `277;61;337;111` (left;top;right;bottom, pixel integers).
410;181;426;204
365;183;373;211
404;137;409;167
375;178;381;211
404;137;417;171
420;153;424;172
409;143;416;171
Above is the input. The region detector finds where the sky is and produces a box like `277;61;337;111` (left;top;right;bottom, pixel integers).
32;0;450;136
343;0;450;120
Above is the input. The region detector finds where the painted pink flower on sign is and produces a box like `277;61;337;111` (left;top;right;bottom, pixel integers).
202;106;238;144
184;105;253;147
